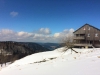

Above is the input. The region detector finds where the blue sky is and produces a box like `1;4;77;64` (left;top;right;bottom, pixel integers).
0;0;100;42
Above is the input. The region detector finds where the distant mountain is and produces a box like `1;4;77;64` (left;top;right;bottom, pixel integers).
0;41;50;64
0;41;50;55
19;42;51;53
38;43;61;50
0;41;33;55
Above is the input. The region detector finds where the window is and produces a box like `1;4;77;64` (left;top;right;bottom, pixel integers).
95;33;98;37
87;34;90;37
88;27;90;30
83;28;86;30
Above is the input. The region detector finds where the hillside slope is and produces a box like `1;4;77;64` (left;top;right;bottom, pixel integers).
38;43;60;50
0;41;50;55
0;48;100;75
20;42;50;53
0;41;50;64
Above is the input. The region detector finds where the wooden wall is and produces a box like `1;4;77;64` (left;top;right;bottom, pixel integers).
74;24;100;41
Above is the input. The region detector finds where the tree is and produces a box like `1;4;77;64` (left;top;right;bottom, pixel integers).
61;35;78;54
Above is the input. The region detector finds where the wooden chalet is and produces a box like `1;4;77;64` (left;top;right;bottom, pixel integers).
73;24;100;48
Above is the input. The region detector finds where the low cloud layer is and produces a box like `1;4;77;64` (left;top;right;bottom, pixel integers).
10;11;18;17
0;28;74;43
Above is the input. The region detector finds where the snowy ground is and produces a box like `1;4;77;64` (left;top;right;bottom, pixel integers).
0;47;100;75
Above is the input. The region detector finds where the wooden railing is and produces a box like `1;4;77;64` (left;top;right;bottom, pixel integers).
74;36;85;40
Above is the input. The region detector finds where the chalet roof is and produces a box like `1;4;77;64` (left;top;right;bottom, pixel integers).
73;23;100;33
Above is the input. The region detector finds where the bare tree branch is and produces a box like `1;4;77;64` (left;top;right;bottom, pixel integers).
61;36;78;54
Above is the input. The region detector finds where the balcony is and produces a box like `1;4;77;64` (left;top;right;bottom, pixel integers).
74;36;85;40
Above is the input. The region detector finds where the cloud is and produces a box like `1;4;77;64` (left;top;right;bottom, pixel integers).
0;28;74;43
0;29;17;41
53;28;74;42
0;29;14;35
10;11;18;17
54;33;60;38
17;31;34;38
38;28;51;35
54;28;74;38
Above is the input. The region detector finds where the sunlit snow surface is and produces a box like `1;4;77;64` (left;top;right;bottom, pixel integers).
0;47;100;75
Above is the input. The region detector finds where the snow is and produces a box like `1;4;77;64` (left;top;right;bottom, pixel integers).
0;47;100;75
0;62;11;70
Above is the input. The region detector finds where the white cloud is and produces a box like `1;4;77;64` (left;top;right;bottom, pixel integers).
17;31;34;38
53;28;74;42
38;28;51;35
54;33;60;38
10;11;18;17
54;28;74;38
0;28;74;43
0;29;14;35
0;29;17;41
